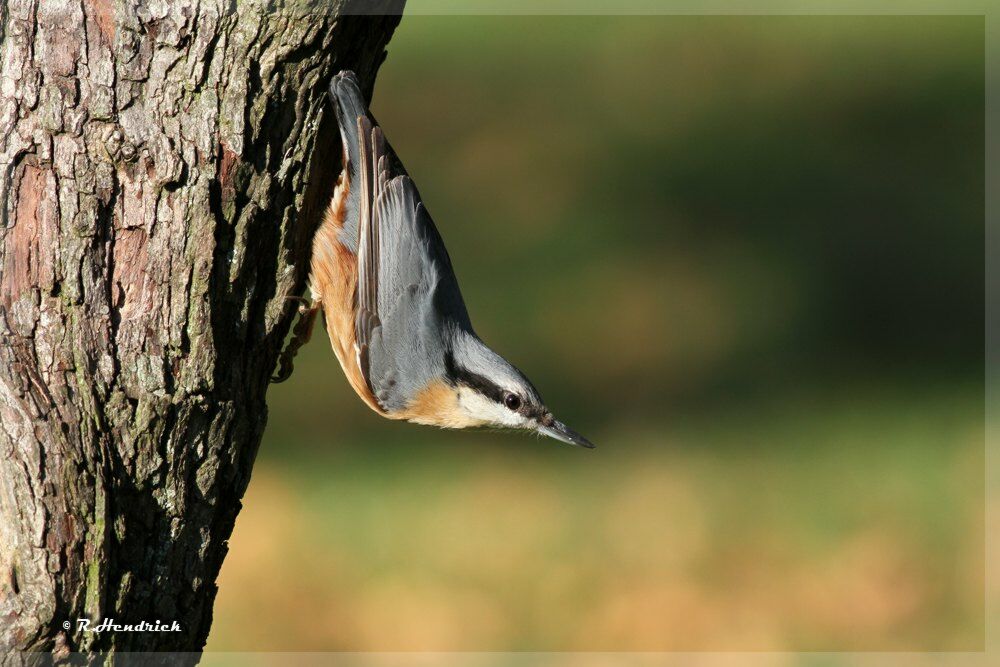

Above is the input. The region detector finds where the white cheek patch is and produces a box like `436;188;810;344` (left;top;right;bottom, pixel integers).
456;387;526;428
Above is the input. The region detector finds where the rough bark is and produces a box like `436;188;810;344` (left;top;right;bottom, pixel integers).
0;0;402;658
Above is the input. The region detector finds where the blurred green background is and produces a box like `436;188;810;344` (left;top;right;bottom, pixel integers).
206;14;984;651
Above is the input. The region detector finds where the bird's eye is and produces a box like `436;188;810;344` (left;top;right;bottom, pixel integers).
503;392;522;411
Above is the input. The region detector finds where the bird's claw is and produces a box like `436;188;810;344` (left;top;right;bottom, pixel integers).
271;298;320;383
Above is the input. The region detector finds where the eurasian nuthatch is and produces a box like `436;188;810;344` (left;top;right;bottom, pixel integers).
274;71;593;449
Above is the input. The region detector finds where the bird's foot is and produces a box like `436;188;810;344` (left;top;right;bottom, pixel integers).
271;298;320;383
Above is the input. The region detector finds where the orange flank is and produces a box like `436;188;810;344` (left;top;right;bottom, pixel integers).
310;176;384;416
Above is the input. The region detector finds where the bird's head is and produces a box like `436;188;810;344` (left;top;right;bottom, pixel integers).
443;334;594;448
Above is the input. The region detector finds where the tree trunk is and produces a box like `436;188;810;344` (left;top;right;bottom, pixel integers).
0;0;402;658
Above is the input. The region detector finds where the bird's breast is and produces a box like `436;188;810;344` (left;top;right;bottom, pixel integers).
310;176;384;416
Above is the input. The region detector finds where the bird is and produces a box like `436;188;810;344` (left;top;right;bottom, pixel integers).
272;70;593;449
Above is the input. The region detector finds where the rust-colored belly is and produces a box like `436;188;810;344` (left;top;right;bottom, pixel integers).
309;176;385;416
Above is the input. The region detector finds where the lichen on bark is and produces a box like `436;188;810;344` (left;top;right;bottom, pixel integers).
0;0;402;657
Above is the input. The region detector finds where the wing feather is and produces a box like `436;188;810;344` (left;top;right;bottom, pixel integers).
354;116;380;386
347;111;469;411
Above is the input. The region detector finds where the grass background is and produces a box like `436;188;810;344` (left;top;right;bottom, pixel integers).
205;13;984;651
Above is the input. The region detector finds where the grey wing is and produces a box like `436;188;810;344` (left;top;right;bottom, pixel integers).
354;125;467;411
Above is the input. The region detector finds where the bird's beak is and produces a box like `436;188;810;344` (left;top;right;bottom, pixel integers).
537;418;595;449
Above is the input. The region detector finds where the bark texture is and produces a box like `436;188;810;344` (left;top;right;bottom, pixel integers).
0;0;402;657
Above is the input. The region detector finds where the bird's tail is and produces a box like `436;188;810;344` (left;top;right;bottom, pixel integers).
329;70;368;189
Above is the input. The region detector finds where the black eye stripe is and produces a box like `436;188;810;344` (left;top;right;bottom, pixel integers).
444;349;545;418
444;350;505;404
